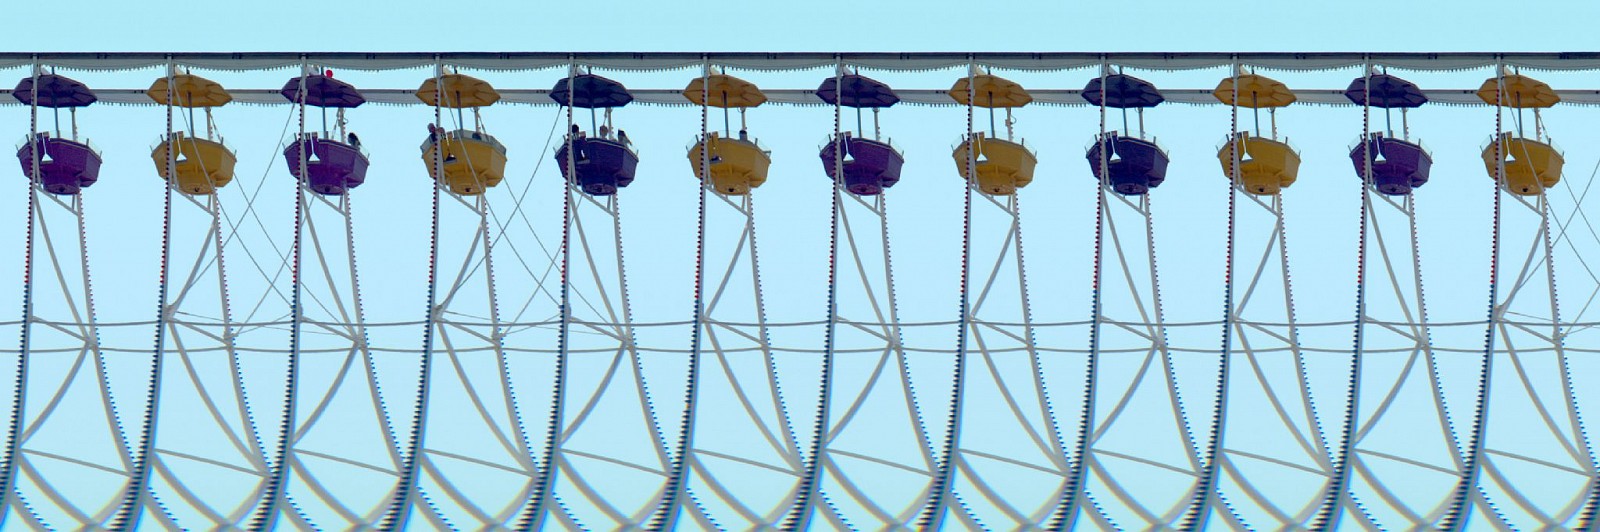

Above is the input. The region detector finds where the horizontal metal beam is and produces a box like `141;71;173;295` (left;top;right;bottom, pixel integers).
9;87;1600;108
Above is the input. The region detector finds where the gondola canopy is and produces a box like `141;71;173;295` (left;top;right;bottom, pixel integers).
1477;74;1558;108
147;73;232;108
948;74;1031;108
1214;73;1295;108
817;74;899;108
1343;73;1426;109
683;73;767;108
416;73;501;108
1082;73;1163;109
13;74;96;108
550;73;634;109
281;72;366;108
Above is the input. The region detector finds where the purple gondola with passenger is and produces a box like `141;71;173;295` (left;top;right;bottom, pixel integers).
1083;72;1170;195
1345;71;1432;196
552;72;640;196
817;71;906;196
281;70;370;195
14;71;103;195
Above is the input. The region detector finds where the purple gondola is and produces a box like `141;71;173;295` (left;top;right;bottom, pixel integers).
1345;72;1432;195
1082;73;1170;195
281;70;370;196
13;72;103;195
816;72;906;196
1348;133;1432;196
1086;133;1170;196
552;73;639;196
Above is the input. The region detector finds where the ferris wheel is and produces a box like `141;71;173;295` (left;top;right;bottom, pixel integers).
4;52;1600;531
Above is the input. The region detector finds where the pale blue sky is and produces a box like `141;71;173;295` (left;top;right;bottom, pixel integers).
5;2;1600;528
13;0;1600;53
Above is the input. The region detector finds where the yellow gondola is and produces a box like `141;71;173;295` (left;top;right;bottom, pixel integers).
685;73;772;195
147;71;237;195
1217;132;1301;195
688;132;770;195
422;130;508;195
418;72;509;195
1482;133;1562;196
1215;70;1301;195
949;71;1038;196
952;132;1037;196
1478;72;1563;196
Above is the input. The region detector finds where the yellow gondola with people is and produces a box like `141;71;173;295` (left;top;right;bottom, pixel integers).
418;69;508;196
148;69;237;195
685;70;771;195
950;68;1038;196
1478;70;1563;196
1215;69;1301;195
